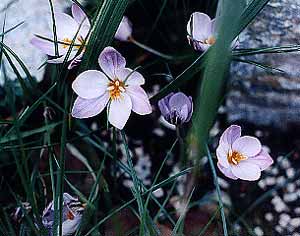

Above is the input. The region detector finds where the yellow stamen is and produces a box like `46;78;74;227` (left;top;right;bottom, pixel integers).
204;36;216;45
107;79;125;100
227;150;247;165
62;36;85;49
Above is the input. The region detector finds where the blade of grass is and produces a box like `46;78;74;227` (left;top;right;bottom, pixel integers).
206;144;228;236
171;188;195;236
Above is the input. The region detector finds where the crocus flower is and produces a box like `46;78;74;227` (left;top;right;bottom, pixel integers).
187;12;216;51
158;92;193;126
216;125;273;181
115;16;133;42
71;46;152;129
42;193;85;236
31;4;90;69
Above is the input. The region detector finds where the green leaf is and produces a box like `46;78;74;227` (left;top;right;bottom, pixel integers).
80;0;129;70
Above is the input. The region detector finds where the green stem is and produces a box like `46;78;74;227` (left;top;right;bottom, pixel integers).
206;144;228;236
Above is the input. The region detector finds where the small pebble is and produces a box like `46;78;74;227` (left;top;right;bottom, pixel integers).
153;128;165;137
280;159;291;169
265;212;274;221
265;177;276;186
275;225;283;233
153;188;164;198
287;168;296;178
254;226;264;236
218;177;229;189
283;193;298;202
290;218;300;228
286;183;296;192
276;176;286;185
258;180;266;189
294;207;300;214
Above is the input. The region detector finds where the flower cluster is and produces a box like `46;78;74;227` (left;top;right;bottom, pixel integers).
31;4;273;184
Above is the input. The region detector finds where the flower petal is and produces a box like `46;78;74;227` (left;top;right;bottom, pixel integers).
219;125;241;151
72;70;108;99
108;93;132;129
115;16;133;41
248;149;273;171
115;68;145;85
54;13;79;39
216;145;230;168
231;161;261;181
187;38;211;51
126;86;152;115
158;93;174;119
217;162;238;180
186;96;193;122
168;92;193;123
98;47;126;79
232;136;262;157
187;12;212;41
71;94;109;119
31;36;64;56
68;52;84;70
72;4;90;27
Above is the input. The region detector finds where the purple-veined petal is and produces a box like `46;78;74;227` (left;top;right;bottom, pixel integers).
232;136;262;158
158;93;174;119
179;105;189;122
115;16;133;41
98;47;126;79
71;94;109;118
68;52;84;70
126;86;152;115
248;149;273;171
186;96;193;122
54;13;79;39
168;92;193;123
188;39;211;51
187;12;212;41
231;161;261;181
62;215;82;235
72;4;90;27
219;125;241;151
31;36;65;56
217;162;238;180
115;68;145;85
216;145;230;168
72;70;108;99
108;93;132;129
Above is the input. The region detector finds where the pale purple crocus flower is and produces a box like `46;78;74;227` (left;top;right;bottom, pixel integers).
31;4;90;69
115;16;133;42
187;12;216;51
42;193;85;236
216;125;273;181
158;92;193;126
71;46;152;129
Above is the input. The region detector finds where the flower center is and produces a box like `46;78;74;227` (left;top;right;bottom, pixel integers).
107;79;126;100
227;150;247;165
62;36;85;50
204;36;216;45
